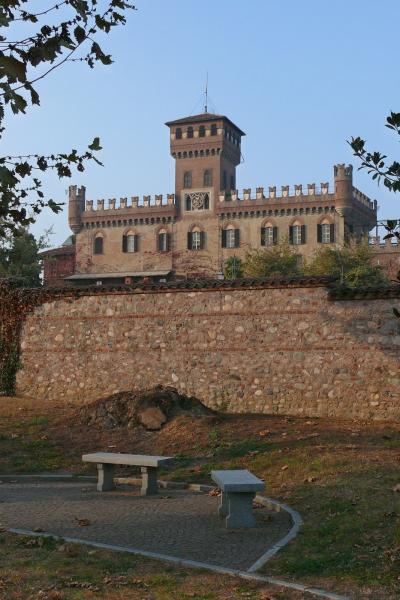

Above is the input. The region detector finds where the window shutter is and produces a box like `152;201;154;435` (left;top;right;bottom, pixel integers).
187;231;192;250
289;226;294;244
261;227;265;246
200;231;205;249
186;195;191;211
221;229;227;248
234;228;240;248
330;224;335;243
122;235;127;253
301;225;306;244
273;226;278;245
157;233;161;252
317;224;322;243
166;233;171;251
134;234;139;252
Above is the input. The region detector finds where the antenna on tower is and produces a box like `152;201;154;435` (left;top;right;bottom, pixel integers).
204;72;208;113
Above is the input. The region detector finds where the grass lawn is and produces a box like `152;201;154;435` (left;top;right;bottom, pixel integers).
1;396;400;599
0;531;308;600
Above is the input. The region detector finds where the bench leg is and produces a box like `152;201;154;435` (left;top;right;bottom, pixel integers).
97;463;115;492
218;491;229;518
225;492;256;529
141;466;158;496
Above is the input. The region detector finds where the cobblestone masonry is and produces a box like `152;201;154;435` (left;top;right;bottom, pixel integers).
16;284;400;420
0;482;291;570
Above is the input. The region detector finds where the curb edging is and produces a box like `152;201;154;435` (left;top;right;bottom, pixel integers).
6;527;348;600
2;474;349;599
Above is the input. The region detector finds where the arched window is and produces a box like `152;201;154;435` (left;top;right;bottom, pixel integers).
94;234;104;255
222;170;227;190
203;169;212;186
222;224;239;248
289;221;306;245
175;128;182;139
187;126;194;138
188;226;205;251
183;171;192;189
210;123;217;136
318;220;334;244
199;125;205;138
157;228;170;252
122;232;138;253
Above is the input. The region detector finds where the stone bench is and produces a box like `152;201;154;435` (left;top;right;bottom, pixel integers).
82;452;173;496
211;469;265;528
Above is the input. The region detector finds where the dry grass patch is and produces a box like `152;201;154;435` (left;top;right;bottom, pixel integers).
0;532;307;600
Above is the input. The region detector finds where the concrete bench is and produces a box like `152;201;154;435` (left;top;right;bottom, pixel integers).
211;469;265;528
82;452;173;496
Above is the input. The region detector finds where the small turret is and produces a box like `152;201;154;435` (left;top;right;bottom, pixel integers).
68;185;85;234
334;164;353;208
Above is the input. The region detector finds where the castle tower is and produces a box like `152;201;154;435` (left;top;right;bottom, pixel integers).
68;185;85;234
334;164;353;210
165;113;245;214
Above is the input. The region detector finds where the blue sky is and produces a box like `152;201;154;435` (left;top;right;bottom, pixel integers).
6;0;400;245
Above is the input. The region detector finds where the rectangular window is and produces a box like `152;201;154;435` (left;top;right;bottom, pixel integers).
290;225;306;245
262;227;274;246
123;234;137;253
127;235;136;252
192;231;201;250
293;226;302;245
226;229;235;248
158;232;169;252
94;237;103;254
321;224;331;244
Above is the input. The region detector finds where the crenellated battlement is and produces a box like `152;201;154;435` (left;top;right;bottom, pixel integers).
218;182;332;203
84;194;176;212
353;187;377;211
216;181;376;212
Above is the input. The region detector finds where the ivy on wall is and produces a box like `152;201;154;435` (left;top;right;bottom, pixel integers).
0;279;82;396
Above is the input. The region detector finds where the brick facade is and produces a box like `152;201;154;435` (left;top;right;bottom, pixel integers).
42;112;381;285
40;244;75;286
16;280;400;420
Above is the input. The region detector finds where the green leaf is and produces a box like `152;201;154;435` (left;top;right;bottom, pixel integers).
0;55;27;83
88;137;102;151
74;25;86;44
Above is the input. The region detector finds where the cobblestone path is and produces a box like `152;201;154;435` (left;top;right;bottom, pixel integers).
0;481;292;570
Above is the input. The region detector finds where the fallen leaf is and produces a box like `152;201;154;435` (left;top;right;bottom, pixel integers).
258;429;270;437
75;517;91;527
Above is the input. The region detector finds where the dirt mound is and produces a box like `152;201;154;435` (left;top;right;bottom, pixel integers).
78;385;215;431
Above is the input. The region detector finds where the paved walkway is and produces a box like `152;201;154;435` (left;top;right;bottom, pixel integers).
0;481;291;570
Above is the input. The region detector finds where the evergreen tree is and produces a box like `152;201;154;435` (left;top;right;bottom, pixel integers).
0;228;51;286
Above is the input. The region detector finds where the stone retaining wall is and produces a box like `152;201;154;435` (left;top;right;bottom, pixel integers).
16;283;400;420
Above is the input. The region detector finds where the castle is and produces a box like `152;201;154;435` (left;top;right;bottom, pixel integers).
42;111;389;286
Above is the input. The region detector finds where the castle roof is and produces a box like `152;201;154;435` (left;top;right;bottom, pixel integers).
165;113;245;136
